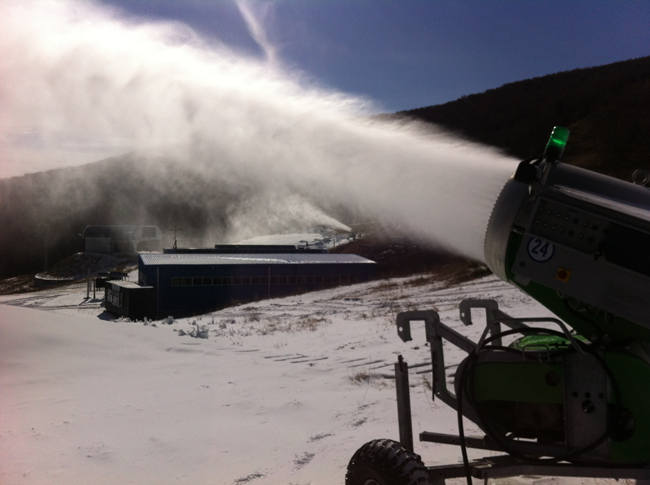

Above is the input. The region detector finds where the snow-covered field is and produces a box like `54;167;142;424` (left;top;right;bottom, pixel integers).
0;273;624;484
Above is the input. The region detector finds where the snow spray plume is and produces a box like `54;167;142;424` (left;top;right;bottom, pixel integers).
0;0;516;261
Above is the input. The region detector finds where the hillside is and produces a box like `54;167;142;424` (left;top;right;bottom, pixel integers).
1;56;648;279
0;155;345;279
399;56;650;179
0;156;240;278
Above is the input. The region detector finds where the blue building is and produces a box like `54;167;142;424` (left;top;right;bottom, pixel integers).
105;251;375;319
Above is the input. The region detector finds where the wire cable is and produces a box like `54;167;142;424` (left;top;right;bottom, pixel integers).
455;326;624;484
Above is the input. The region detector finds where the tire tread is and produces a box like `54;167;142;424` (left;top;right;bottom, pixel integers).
346;439;431;485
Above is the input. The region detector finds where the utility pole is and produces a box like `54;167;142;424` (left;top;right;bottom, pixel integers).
43;237;48;272
172;224;182;250
42;225;49;272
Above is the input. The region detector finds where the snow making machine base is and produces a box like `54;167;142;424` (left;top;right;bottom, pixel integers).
345;300;650;485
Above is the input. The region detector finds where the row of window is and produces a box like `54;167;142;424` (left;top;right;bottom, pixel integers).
169;274;367;288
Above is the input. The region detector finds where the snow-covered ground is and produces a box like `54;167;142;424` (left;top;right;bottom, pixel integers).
0;274;627;485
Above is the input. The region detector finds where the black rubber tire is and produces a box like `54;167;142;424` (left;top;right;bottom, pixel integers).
345;439;431;485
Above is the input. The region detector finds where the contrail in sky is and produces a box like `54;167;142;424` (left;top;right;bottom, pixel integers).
236;0;279;67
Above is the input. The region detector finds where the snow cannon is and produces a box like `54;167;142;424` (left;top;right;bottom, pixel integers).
484;125;650;340
346;127;650;485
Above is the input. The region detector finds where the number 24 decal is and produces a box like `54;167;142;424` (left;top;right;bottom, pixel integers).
527;237;554;262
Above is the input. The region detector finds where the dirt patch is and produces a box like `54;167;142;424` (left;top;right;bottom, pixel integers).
349;371;390;387
0;252;137;296
44;252;136;279
333;235;489;282
233;472;265;484
0;274;39;295
404;261;490;287
308;432;333;442
293;452;315;469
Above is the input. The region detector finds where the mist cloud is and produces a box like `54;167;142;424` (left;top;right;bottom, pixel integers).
0;0;516;260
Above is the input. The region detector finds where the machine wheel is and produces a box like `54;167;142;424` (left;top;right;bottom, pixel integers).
345;439;431;485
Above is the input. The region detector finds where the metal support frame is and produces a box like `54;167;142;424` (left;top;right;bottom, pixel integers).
396;309;472;410
426;455;650;482
392;298;650;484
395;355;414;452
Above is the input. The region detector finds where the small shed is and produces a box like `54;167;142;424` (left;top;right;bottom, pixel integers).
105;280;155;319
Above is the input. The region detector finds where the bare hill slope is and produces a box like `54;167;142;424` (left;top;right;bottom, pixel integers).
399;56;650;178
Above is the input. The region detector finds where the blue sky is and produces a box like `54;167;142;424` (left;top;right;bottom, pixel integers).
103;0;650;112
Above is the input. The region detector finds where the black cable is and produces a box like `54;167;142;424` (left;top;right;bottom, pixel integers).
455;325;626;484
467;348;610;463
456;357;473;485
478;330;613;461
456;327;568;485
561;299;606;342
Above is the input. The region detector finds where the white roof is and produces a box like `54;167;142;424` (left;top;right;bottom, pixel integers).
139;253;375;266
108;280;153;289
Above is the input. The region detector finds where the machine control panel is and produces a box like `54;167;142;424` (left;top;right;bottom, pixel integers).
530;198;605;255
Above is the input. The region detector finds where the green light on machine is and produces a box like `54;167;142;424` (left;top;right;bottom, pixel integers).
544;125;570;162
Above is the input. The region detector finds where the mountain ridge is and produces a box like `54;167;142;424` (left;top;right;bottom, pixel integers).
397;55;650;178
